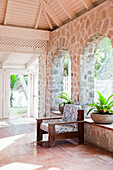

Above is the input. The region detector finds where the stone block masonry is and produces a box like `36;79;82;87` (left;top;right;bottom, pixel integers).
45;0;113;116
85;122;113;153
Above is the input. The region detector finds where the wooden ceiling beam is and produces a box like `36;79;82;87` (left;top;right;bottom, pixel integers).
40;0;53;30
81;0;94;10
42;0;62;27
56;0;75;19
43;10;53;30
35;5;42;29
25;55;38;69
4;0;9;25
0;25;49;41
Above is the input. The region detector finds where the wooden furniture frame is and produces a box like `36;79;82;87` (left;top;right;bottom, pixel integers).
36;110;84;147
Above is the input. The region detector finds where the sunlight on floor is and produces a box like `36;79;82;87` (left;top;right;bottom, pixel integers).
48;168;61;170
0;134;25;152
0;162;43;170
11;118;35;125
0;121;9;128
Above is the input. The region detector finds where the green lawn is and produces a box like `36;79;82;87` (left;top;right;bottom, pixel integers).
10;106;28;119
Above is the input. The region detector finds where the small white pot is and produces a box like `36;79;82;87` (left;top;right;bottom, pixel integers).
91;113;113;124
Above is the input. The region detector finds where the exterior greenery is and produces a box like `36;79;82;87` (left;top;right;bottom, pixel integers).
95;37;112;77
63;52;69;76
10;75;28;107
87;91;113;115
10;75;19;107
57;92;71;107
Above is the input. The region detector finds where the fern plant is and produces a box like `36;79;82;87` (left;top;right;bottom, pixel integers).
57;92;71;107
87;91;113;115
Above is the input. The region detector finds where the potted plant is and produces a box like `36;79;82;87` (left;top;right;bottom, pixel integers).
87;91;113;124
57;92;71;114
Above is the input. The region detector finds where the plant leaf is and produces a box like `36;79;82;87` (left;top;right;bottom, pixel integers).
97;91;107;105
106;94;113;104
87;108;95;115
61;92;70;99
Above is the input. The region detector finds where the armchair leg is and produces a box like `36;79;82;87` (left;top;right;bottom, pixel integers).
48;124;55;147
78;123;84;144
78;110;84;144
37;120;42;142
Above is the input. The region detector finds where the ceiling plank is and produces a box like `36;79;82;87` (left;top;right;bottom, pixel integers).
1;54;10;68
56;0;75;19
81;0;94;10
35;5;42;29
42;0;62;27
25;55;38;69
4;0;9;25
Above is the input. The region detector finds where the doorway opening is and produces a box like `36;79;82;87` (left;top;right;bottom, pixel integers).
10;74;28;119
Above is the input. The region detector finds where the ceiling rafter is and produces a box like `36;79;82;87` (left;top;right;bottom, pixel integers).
35;5;42;29
40;0;53;30
4;0;9;25
1;54;10;68
81;0;94;10
41;0;62;27
56;0;75;19
25;55;38;69
43;10;53;30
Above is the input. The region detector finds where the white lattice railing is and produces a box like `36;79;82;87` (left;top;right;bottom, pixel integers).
63;76;71;97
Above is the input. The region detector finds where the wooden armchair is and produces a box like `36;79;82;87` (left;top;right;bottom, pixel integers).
36;104;84;147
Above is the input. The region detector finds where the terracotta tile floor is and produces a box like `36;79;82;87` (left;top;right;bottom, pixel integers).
0;118;113;170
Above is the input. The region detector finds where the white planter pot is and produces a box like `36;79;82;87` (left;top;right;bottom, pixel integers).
91;113;113;124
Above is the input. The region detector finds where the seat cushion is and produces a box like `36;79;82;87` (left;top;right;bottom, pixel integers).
40;123;78;133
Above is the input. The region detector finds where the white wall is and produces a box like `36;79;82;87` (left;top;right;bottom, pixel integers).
0;72;10;118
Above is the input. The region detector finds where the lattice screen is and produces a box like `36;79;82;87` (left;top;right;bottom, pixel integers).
0;36;47;54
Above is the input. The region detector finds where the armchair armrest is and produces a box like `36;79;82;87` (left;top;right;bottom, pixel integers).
49;120;84;126
36;116;62;121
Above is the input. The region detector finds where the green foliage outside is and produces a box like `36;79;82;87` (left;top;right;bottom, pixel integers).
87;91;113;115
63;52;69;76
10;75;28;107
10;75;19;107
95;37;112;77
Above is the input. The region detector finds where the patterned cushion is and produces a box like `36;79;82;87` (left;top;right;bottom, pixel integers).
63;104;81;127
40;122;78;133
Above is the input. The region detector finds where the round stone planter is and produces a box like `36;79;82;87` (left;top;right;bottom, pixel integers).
91;113;113;124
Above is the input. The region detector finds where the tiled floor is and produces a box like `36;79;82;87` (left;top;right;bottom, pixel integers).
0;118;113;170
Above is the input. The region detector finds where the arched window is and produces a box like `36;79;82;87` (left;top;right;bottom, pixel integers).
51;49;71;111
63;52;71;97
94;37;113;101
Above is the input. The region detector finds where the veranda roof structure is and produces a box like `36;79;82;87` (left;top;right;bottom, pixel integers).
0;0;106;31
0;0;107;69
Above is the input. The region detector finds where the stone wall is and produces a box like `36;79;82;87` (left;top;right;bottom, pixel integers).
85;123;113;153
45;0;113;116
